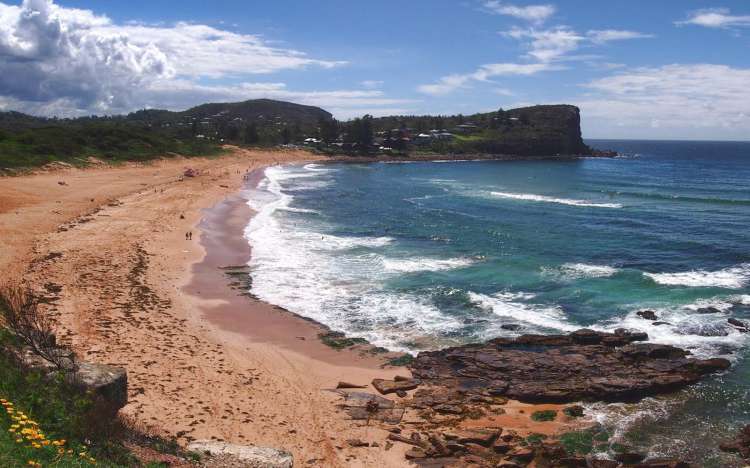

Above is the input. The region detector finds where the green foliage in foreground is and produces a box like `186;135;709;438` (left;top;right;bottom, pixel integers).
0;331;147;467
0;333;109;466
0;123;223;170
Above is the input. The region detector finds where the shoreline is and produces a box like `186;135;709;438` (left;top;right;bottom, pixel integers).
183;165;404;366
2;148;660;466
3;148;411;466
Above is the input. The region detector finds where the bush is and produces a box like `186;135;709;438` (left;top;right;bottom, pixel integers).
530;409;558;422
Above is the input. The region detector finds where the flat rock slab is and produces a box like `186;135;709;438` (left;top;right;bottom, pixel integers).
372;378;421;395
338;391;405;424
187;441;293;468
410;329;731;403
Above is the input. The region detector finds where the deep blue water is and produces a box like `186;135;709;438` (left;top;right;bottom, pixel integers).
246;139;750;466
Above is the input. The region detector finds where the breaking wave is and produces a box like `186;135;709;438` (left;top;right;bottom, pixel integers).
489;191;623;208
644;264;750;289
382;257;475;273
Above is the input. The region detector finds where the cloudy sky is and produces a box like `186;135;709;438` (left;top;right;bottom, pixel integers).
1;0;749;140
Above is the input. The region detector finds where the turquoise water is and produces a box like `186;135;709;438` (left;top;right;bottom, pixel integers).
246;140;750;465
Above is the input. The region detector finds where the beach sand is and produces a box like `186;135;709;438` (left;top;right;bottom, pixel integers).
0;147;581;466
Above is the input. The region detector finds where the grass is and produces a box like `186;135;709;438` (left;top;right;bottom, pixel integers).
0;331;110;467
530;409;558;422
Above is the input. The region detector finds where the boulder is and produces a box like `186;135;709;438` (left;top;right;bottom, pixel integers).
719;424;750;459
187;441;293;468
614;452;646;464
728;318;748;330
637;310;658;321
372;378;421;395
72;362;128;413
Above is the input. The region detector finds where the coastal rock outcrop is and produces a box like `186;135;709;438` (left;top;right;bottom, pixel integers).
187;440;293;468
719;424;750;459
409;329;730;403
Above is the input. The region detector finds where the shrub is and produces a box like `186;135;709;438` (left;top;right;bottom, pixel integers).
530;409;558;422
0;285;76;372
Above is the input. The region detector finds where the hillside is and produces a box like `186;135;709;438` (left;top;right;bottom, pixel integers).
371;104;591;157
0;99;332;169
0;100;597;170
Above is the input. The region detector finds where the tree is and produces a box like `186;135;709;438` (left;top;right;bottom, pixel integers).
318;118;339;144
226;125;240;141
344;115;374;154
244;123;259;145
280;126;291;145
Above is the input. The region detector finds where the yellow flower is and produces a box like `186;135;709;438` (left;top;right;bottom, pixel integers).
15;438;23;443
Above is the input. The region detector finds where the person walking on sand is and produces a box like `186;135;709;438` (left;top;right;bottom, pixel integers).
189;231;193;240
185;232;189;241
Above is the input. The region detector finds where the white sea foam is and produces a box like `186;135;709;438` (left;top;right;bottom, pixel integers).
382;257;475;273
592;297;750;359
489;191;623;208
644;264;750;289
303;163;335;173
557;263;619;279
468;291;578;332
245;165;463;352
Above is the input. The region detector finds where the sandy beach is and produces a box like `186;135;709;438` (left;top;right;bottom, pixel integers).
0;147;583;467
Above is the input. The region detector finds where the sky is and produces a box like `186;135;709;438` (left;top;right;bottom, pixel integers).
0;0;749;140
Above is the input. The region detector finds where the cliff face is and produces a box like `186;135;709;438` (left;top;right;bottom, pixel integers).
466;104;590;156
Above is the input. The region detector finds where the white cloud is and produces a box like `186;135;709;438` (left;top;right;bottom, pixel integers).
418;22;652;97
577;64;750;139
503;26;584;62
482;1;555;25
417;62;556;95
677;8;750;29
503;26;652;62
586;29;654;44
97;22;345;78
0;0;369;117
360;80;384;89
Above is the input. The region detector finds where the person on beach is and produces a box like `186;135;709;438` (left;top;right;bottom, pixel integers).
185;232;189;241
189;231;193;240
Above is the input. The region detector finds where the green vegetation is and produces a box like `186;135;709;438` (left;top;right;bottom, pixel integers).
0;100;592;170
524;433;548;446
0;330;114;467
0;288;194;467
318;331;368;350
563;405;585;418
530;409;558;422
386;354;415;367
0;122;223;170
559;427;610;455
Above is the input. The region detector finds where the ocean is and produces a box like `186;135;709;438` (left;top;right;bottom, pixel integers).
245;140;750;466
